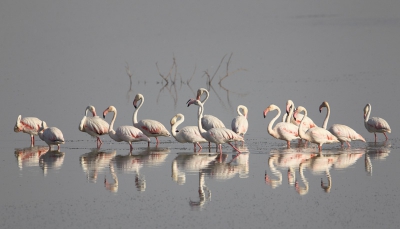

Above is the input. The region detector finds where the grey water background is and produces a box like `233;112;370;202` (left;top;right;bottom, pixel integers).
1;0;400;228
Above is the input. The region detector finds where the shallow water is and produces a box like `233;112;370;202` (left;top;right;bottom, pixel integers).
1;1;400;228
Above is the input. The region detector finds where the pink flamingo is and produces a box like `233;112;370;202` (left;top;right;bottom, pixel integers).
231;105;249;139
319;101;365;147
38;121;65;151
294;106;338;151
170;113;207;151
79;105;109;148
14;115;47;146
187;99;244;155
132;93;171;147
286;100;316;129
263;104;300;148
363;103;391;142
103;105;150;151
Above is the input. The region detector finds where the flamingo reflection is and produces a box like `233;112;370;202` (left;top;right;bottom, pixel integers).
15;146;49;170
364;142;391;176
80;149;117;183
39;150;65;176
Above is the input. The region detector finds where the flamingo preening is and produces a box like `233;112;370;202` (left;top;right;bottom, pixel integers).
103;105;150;151
132;93;171;147
263;104;300;148
319;101;365;147
187;99;243;155
363;103;391;142
294;106;339;151
170;113;207;151
231;105;249;139
14;115;47;146
79;105;109;148
38;121;65;151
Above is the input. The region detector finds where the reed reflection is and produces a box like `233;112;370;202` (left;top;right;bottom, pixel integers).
15;146;49;170
39;150;65;176
364;142;391;176
79;149;117;183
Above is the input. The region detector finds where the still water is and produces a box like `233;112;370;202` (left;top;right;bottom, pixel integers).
1;0;400;228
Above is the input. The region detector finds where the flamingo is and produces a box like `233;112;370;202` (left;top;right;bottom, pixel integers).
195;88;226;130
38;121;65;151
14;115;47;146
132;93;171;147
263;104;300;148
79;105;109;148
187;99;244;155
363;103;391;142
103;105;150;151
231;105;249;139
319;101;365;147
286;100;316;129
294;106;339;151
170;113;208;151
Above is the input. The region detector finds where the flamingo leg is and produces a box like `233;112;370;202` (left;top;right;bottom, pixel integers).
196;142;203;150
318;145;322;152
383;133;388;141
287;141;291;149
227;142;242;154
374;133;377;142
346;142;351;148
155;137;160;147
129;142;133;151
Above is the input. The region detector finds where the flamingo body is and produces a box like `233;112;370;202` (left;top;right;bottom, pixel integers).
363;103;391;142
103;105;150;150
133;93;171;146
170;113;207;150
38;122;65;151
231;105;249;137
263;104;300;148
196;88;226;130
286;100;316;130
14;115;47;146
79;106;109;148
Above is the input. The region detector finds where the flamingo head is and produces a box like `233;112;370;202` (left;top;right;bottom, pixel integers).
14;115;22;132
196;88;207;100
85;105;97;117
103;106;116;118
263;104;278;118
286;100;294;114
363;103;370;119
133;94;143;109
186;98;200;107
170;115;178;126
319;101;329;113
39;121;47;132
294;106;306;121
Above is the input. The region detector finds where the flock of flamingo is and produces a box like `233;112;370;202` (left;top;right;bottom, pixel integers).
14;88;391;153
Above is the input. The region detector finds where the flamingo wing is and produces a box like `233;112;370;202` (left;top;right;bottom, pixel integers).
137;119;170;136
202;115;225;130
207;128;243;144
179;126;207;143
329;124;365;142
307;127;338;144
43;127;65;144
231;116;248;136
367;117;391;133
275;122;300;141
116;126;149;142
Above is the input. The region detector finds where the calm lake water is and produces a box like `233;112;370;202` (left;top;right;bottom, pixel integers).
1;1;400;228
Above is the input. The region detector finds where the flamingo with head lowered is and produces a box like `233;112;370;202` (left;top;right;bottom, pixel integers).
319;101;365;147
79;105;109;148
38;121;65;151
363;103;391;142
187;99;243;155
103;105;150;151
14;115;47;146
133;93;171;147
170;113;207;151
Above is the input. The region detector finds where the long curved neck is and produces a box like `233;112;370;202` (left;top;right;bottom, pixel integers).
201;90;209;104
322;104;330;129
108;111;118;140
298;110;308;140
364;104;371;122
237;106;244;116
171;114;184;138
286;104;294;123
133;98;143;125
268;108;281;136
197;104;207;134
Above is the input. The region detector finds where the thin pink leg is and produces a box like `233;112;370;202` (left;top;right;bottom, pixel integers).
374;133;377;142
383;133;388;141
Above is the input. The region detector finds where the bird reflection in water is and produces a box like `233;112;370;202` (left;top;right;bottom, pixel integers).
15;146;49;170
106;147;170;192
80;149;117;183
364;142;391;176
189;172;211;211
39;150;65;176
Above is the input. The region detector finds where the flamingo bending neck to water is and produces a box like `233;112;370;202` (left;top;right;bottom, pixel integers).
14;115;47;146
132;93;171;147
38;121;65;151
103;105;150;151
263;104;300;148
170;113;207;151
187;99;243;155
363;103;391;142
79;105;109;148
319;101;365;147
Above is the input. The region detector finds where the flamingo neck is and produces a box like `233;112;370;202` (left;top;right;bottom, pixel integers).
237;106;244;116
108;111;118;141
322;104;330;129
268;108;281;137
171;114;184;138
197;104;207;135
201;90;209;104
364;104;371;122
133;98;143;125
298;110;309;141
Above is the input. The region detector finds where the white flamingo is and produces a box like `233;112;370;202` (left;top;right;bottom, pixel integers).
294;106;339;151
132;93;171;146
187;99;244;154
38;121;65;151
103;105;150;151
263;104;300;148
14;115;47;146
79;105;109;148
195;88;226;130
319;101;365;147
170;113;207;151
231;105;249;139
286;100;316;130
363;103;391;142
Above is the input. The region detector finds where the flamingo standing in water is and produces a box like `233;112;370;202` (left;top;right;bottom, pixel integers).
187;99;244;154
319;101;365;147
14;115;47;146
363;103;391;142
38;121;65;151
195;88;226;130
294;106;338;151
103;105;150;151
132;93;171;147
79;105;109;148
263;104;300;148
286;100;316;130
170;113;208;151
231;105;249;139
